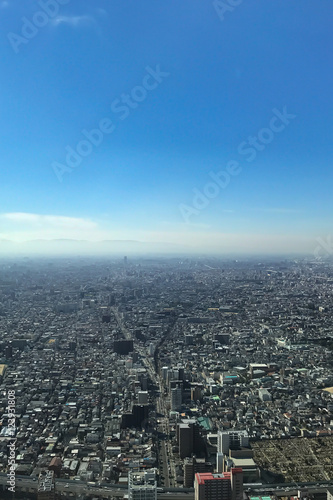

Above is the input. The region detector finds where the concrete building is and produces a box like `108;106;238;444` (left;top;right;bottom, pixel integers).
258;388;272;402
128;469;157;500
217;431;249;455
194;468;243;500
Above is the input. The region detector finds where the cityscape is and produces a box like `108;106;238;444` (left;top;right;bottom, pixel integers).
1;0;333;499
0;256;332;499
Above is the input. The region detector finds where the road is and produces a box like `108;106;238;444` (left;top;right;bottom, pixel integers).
112;306;177;488
1;473;332;499
0;475;126;497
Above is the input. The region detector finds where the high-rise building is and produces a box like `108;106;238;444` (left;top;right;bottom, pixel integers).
171;387;182;411
230;468;243;500
162;366;168;381
185;334;194;345
128;469;157;500
216;452;224;473
178;422;194;459
177;419;202;459
217;431;249;454
178;366;185;380
138;391;149;405
184;457;214;488
194;469;243;500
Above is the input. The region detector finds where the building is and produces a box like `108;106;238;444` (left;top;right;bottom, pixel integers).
162;366;168;381
216;452;224;473
48;457;62;478
114;339;134;355
171;387;182;411
128;469;157;500
217;431;249;454
217;430;259;481
177;419;202;459
37;470;55;500
214;333;230;345
194;469;243;500
191;385;203;401
184;457;213;488
178;423;193;459
138;391;149;405
5;343;12;359
258;388;272;402
224;455;259;483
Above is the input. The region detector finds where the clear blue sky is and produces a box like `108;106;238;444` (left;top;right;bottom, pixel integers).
0;0;332;254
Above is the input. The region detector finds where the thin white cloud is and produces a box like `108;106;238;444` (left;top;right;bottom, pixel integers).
97;8;108;17
251;208;305;214
52;15;95;28
1;1;9;8
0;213;101;241
2;213;97;230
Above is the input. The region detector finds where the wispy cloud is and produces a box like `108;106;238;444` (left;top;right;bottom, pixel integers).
0;213;100;241
250;208;305;214
52;15;95;28
2;213;97;229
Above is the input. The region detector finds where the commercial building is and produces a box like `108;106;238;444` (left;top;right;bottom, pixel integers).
194;468;243;500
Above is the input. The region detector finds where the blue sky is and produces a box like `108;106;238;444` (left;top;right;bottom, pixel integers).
0;0;332;255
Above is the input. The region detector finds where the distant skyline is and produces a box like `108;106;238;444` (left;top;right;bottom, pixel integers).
1;1;332;256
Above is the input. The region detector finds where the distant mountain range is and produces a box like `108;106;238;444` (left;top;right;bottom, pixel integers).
0;238;185;256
